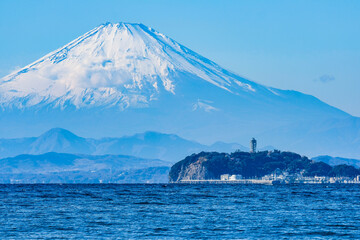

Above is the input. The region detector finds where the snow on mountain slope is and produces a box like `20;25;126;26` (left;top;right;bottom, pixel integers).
0;22;358;158
0;22;260;110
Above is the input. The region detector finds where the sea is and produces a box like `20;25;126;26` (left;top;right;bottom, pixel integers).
1;184;360;239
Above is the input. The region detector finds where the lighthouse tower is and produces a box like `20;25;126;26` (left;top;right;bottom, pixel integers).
250;138;257;153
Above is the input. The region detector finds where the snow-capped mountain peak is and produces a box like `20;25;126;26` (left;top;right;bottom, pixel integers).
0;22;257;110
0;23;357;159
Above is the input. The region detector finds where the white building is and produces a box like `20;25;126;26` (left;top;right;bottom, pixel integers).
221;174;242;181
229;175;243;180
221;174;230;181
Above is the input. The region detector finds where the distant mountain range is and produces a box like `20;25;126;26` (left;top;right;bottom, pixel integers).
0;128;253;162
0;22;359;158
0;127;278;183
0;152;170;183
0;152;169;174
1;151;359;184
312;155;360;168
0;167;170;184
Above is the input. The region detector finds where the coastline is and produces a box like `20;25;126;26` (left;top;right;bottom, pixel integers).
175;179;360;185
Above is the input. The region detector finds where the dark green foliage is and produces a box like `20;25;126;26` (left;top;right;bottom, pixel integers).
169;150;360;181
330;164;360;177
227;151;310;178
304;161;332;176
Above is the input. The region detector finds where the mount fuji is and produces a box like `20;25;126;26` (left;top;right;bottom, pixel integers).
0;22;359;158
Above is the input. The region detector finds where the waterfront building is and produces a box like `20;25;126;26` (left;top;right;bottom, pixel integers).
221;174;230;181
250;138;257;153
229;175;242;180
220;174;243;181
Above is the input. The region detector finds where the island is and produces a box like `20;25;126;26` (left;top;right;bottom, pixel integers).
169;150;360;184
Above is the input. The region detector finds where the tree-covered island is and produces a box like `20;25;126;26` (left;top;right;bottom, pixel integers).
169;150;360;183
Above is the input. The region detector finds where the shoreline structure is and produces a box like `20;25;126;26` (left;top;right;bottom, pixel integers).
177;176;360;185
170;139;360;185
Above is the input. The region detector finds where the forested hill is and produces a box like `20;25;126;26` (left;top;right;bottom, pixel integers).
169;151;360;182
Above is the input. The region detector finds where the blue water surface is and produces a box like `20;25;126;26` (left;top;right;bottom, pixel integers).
1;184;360;239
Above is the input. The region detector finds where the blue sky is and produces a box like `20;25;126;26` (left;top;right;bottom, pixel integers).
0;0;359;116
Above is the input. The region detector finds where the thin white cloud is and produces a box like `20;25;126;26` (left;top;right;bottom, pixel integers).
314;74;335;83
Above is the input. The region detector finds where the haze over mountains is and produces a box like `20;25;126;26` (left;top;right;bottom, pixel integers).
0;152;170;183
0;128;248;161
0;128;273;183
0;22;359;158
312;155;360;168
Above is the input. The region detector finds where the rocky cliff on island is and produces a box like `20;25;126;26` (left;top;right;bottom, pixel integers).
169;151;360;182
